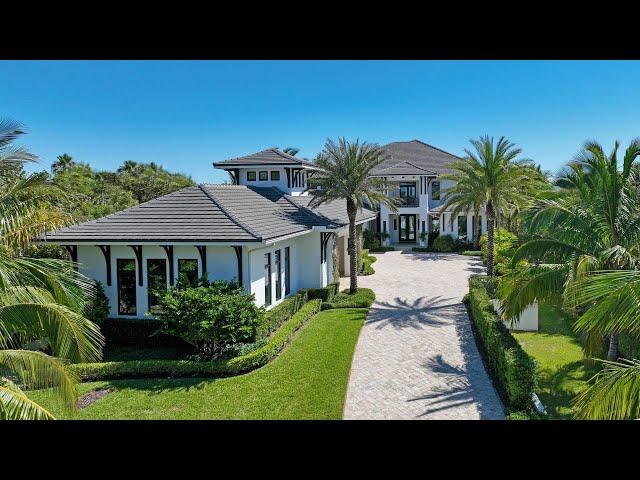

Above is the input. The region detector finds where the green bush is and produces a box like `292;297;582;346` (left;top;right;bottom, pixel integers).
305;282;339;302
360;249;376;275
99;318;187;347
255;289;308;340
363;229;381;250
322;288;375;310
156;280;263;358
461;250;483;256
412;247;431;252
85;280;110;324
71;299;322;381
432;234;456;252
467;275;536;414
479;228;517;270
369;246;394;253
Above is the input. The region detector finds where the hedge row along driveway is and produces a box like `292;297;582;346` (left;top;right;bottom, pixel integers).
28;308;368;420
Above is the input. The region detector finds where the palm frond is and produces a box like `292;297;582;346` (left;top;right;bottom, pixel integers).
0;377;55;420
573;358;640;420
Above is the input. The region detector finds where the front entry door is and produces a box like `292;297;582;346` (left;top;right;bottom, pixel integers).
399;214;416;242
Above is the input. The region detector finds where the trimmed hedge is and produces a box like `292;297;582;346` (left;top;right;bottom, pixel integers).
305;282;339;302
71;299;323;381
461;250;483;256
255;289;308;340
99;318;188;347
467;275;536;414
322;288;375;310
369;246;395;253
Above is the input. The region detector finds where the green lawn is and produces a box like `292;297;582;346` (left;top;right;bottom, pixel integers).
512;304;600;419
30;308;367;420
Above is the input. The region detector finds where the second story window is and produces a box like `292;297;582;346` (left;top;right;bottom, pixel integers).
431;181;440;200
270;171;280;181
247;171;256;181
399;182;417;206
259;171;268;181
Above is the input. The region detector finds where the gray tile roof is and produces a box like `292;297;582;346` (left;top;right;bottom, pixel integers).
289;195;377;227
213;148;318;169
370;160;438;176
41;185;377;243
371;140;462;176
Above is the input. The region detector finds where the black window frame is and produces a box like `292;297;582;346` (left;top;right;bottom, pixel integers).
117;258;137;316
259;171;268;181
146;258;167;313
284;246;290;296
178;258;199;287
275;249;282;300
247;171;256;181
264;253;272;305
431;181;440;200
270;170;280;181
458;215;468;241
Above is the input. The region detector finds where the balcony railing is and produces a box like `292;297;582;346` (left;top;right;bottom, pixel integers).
388;191;419;207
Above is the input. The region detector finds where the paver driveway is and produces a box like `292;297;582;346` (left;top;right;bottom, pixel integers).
343;249;504;419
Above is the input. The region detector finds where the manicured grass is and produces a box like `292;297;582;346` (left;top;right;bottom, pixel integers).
461;250;482;256
512;304;600;419
29;308;367;420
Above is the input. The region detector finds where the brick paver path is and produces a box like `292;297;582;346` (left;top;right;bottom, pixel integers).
343;249;504;419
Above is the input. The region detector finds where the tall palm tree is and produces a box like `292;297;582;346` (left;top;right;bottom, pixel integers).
0;119;104;420
441;136;540;275
499;140;640;364
51;153;75;175
307;138;396;293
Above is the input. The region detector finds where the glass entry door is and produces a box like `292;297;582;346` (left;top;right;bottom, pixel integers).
399;214;416;242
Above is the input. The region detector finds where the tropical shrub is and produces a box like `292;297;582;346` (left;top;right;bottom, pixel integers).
155;280;263;358
84;281;110;324
480;228;517;274
432;234;457;252
98;318;187;347
71;299;322;381
467;275;536;413
363;229;381;250
360;249;376;275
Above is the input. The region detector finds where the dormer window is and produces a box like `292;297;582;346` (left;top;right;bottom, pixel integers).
259;171;268;181
247;171;256;181
270;171;280;181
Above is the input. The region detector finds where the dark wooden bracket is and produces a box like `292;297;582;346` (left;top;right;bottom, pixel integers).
233;246;243;287
320;233;333;264
161;245;174;286
97;245;112;286
129;245;144;286
196;246;207;277
64;245;78;263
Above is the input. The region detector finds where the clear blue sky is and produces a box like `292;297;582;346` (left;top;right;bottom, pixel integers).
2;60;639;184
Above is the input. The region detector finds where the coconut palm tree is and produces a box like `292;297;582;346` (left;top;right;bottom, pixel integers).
0;118;104;420
499;140;640;365
307;138;396;293
441;136;540;275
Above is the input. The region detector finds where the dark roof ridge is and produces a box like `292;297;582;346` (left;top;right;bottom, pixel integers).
198;184;262;240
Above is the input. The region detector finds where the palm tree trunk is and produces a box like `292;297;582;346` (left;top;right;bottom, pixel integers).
347;199;358;294
607;333;619;361
486;204;495;276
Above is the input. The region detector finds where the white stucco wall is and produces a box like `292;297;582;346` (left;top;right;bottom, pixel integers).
236;167;311;196
77;244;246;318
